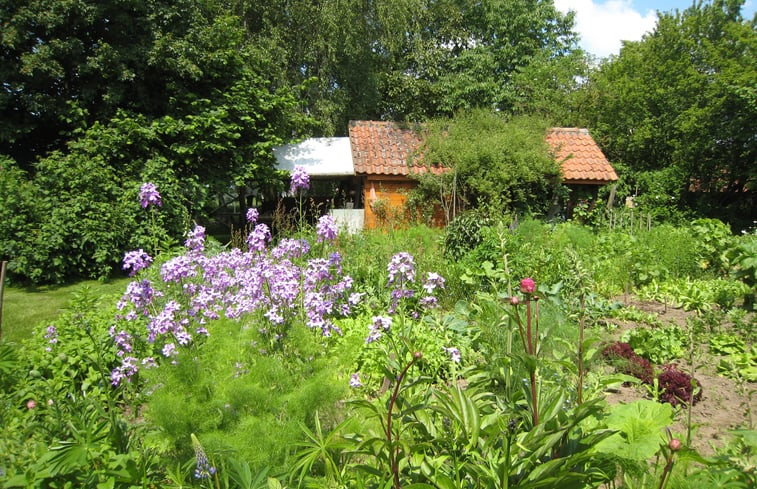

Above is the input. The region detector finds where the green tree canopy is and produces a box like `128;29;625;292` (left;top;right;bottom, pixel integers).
578;0;756;226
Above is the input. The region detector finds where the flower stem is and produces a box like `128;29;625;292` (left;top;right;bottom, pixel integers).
387;352;422;489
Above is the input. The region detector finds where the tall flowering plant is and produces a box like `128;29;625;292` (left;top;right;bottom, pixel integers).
507;277;541;426
138;182;163;256
351;251;452;390
110;207;361;386
290;165;309;231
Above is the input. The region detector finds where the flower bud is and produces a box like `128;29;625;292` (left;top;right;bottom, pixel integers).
520;277;536;294
668;438;682;451
510;296;520;306
413;351;423;359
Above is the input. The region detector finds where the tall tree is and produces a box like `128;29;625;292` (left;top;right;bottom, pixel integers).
578;0;756;225
240;0;583;133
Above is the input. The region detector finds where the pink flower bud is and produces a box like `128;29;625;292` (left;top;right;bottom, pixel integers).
520;277;536;294
668;438;682;451
510;296;520;306
26;400;36;410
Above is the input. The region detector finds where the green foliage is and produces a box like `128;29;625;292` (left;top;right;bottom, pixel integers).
691;218;735;274
621;326;688;364
0;287;159;488
141;317;349;474
580;2;756;226
724;234;757;309
415;111;561;216
443;209;495;260
595;400;673;461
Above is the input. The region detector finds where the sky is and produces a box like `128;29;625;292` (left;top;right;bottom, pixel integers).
554;0;756;58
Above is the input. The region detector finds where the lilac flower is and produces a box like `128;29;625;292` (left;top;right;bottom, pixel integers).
184;225;206;253
246;207;259;224
112;329;133;355
161;342;177;357
366;315;392;343
290;165;310;194
44;325;58;351
122;249;153;276
118;279;157;315
111;356;139;386
161;256;197;282
139;182;162;208
272;238;310;259
387;252;415;285
247;223;271;252
316;214;338;243
443;346;461;363
423;272;446;294
350;373;363;388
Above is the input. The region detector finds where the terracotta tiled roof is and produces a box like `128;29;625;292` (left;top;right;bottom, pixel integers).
349;121;618;183
546;128;618;184
348;120;445;176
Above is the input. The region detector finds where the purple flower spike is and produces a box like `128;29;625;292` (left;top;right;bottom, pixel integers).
290;166;310;194
123;249;153;276
316;214;338;243
246;208;259;224
139;182;162;208
185;225;206;253
387;252;415;285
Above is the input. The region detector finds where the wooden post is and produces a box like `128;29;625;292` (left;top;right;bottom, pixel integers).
0;261;6;343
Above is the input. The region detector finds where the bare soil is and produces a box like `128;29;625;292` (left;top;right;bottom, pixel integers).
602;297;755;456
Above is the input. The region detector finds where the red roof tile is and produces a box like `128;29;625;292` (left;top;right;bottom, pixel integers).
546;128;618;184
348;121;618;184
348;120;445;176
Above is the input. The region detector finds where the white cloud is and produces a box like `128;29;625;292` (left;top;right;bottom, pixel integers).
555;0;658;58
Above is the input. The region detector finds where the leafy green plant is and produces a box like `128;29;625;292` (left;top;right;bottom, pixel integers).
443;209;494;260
724;236;757;310
621;326;688;364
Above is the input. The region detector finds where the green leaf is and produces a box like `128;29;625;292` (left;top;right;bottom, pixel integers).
595;400;673;461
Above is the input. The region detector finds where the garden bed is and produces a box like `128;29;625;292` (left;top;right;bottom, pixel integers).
604;296;754;456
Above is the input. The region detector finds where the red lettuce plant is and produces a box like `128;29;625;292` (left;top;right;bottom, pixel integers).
602;341;655;385
657;365;702;407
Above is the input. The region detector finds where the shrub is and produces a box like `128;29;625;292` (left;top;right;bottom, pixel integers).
443;209;494;260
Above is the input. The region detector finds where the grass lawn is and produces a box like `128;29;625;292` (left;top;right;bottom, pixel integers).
0;278;130;344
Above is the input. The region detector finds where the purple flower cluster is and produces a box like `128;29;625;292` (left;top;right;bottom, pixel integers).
363;252;446;347
139;182;162;208
246;207;259;224
184;225;206;254
316;214;338;243
111;208;360;385
443;346;461;363
44;325;58;352
366;315;392;343
290;165;310;194
123;249;153;276
387;252;416;314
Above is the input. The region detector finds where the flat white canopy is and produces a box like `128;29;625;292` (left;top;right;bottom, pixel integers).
274;137;354;176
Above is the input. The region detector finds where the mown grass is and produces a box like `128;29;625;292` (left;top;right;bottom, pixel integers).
0;278;130;344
